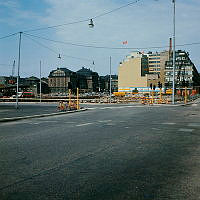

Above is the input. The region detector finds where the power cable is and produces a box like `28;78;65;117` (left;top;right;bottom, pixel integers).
23;0;140;32
0;64;13;67
23;34;93;62
24;33;166;50
24;33;200;50
92;0;140;19
0;32;18;40
24;34;58;54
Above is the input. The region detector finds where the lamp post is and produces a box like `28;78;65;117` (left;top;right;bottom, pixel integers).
16;32;22;109
40;60;42;103
172;0;176;104
109;56;112;103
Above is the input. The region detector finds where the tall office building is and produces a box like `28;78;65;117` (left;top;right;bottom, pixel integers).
164;50;200;89
148;52;161;74
118;49;199;93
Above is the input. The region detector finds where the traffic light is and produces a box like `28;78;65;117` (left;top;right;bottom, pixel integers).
158;81;162;89
158;81;161;88
182;80;185;87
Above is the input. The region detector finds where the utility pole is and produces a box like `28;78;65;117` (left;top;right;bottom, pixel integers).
11;60;15;77
77;88;79;110
40;60;42;103
109;56;112;103
172;0;176;104
16;32;22;109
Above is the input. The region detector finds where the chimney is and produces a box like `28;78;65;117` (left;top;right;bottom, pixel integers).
169;38;172;52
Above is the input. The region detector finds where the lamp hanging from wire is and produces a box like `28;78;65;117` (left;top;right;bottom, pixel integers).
58;54;61;59
88;19;94;28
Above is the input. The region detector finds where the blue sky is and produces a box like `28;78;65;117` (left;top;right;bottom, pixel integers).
0;0;200;77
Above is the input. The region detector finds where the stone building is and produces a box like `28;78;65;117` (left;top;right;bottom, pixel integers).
48;68;77;94
76;67;99;93
101;75;118;93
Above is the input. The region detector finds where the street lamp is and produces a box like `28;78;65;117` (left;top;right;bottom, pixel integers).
16;32;22;109
172;0;176;104
39;60;42;103
58;54;61;59
109;56;112;103
88;19;94;28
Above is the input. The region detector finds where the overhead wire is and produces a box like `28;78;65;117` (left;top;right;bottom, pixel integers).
23;0;140;32
24;33;166;50
0;32;18;40
23;34;94;62
24;32;200;50
92;0;140;19
0;64;13;67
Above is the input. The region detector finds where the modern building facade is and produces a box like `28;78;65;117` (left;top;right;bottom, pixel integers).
147;50;170;87
118;47;200;94
118;52;149;92
148;52;161;74
164;50;200;90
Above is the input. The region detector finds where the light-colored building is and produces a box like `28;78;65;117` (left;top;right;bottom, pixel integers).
147;50;170;86
118;47;199;94
118;50;170;93
118;52;149;93
148;52;161;74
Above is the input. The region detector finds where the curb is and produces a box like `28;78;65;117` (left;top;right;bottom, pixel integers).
0;108;87;123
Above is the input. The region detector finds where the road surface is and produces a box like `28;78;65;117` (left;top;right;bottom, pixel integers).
0;104;200;199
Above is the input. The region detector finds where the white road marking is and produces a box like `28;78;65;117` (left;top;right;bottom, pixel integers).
98;120;112;123
152;128;161;130
162;122;176;125
87;108;96;110
187;123;200;127
106;123;115;126
40;120;58;123
88;105;157;110
76;123;93;127
0;121;28;126
27;122;41;125
178;128;194;132
0;110;10;113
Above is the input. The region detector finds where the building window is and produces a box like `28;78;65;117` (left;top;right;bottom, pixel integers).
149;61;160;64
149;57;160;60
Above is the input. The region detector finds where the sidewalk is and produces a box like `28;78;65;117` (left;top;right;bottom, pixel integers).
0;103;86;122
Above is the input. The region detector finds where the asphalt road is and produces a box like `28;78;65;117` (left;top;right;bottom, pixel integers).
0;104;200;200
0;103;59;118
